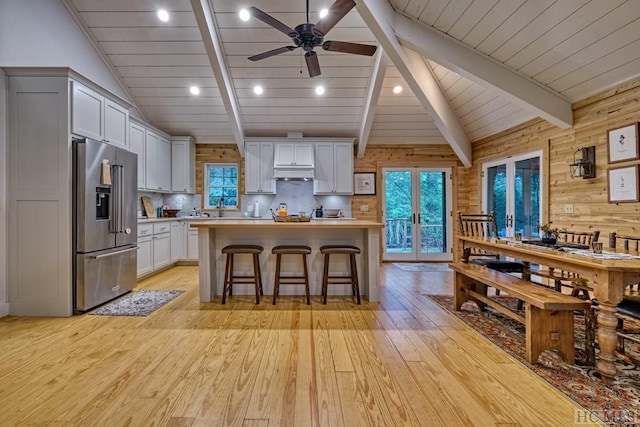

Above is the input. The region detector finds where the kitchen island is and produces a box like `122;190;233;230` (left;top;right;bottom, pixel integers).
190;219;384;303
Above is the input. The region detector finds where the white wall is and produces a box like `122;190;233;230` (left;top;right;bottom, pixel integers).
0;69;7;317
0;0;133;104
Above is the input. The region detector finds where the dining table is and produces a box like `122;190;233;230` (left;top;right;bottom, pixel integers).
457;235;640;384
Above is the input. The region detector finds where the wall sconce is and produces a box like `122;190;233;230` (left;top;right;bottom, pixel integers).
569;146;596;179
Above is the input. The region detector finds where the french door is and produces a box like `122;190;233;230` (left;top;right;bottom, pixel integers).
382;167;453;261
482;150;543;239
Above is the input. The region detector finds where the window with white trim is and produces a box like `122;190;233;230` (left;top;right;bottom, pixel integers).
204;163;238;210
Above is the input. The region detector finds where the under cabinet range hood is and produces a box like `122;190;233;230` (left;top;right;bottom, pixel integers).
273;166;315;180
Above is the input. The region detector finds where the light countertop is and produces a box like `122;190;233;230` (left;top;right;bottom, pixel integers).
189;219;383;229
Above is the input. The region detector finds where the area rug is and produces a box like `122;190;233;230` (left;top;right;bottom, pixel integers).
90;290;184;316
426;294;640;426
393;263;451;272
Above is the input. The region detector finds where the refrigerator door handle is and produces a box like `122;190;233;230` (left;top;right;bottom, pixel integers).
110;165;118;233
117;165;124;233
90;246;138;259
110;164;124;233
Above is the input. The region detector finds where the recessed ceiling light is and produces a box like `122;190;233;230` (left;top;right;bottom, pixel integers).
253;85;263;95
239;8;250;21
319;8;328;19
315;86;325;95
393;85;403;94
157;9;170;22
189;86;200;95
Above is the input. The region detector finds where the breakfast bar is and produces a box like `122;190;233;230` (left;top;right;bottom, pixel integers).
190;219;384;303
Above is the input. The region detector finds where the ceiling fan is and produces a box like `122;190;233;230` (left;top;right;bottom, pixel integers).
246;0;377;78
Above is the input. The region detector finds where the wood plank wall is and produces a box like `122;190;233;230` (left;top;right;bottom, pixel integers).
469;77;640;240
195;144;244;211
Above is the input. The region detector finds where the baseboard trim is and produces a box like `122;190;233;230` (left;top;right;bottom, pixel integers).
0;303;9;318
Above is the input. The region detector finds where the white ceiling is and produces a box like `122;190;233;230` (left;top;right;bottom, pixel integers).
65;0;640;162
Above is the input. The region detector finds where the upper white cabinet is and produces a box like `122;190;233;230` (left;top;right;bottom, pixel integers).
245;141;275;194
274;142;314;167
129;121;146;189
314;142;354;195
145;130;171;192
71;81;129;150
171;136;196;193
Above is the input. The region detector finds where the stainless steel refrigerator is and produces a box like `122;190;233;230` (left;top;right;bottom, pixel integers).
73;137;138;312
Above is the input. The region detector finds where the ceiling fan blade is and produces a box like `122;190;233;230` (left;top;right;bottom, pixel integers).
248;46;297;61
305;51;321;78
248;7;298;37
314;0;356;35
322;41;377;56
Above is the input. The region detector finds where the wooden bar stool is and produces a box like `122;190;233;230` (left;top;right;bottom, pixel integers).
221;244;264;304
271;245;312;305
320;245;361;305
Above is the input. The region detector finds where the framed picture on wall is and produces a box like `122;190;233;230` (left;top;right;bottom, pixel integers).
354;172;376;195
607;123;639;164
608;165;639;203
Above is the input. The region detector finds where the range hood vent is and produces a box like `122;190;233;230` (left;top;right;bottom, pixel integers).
273;167;314;180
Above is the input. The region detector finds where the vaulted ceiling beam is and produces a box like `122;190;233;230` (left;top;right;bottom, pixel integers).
191;0;244;154
393;12;573;129
357;48;388;159
356;0;472;166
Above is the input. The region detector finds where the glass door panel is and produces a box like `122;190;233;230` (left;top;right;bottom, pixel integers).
383;168;452;261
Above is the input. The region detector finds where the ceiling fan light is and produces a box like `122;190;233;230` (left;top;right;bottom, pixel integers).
189;86;200;95
319;8;328;19
393;85;403;94
239;9;250;22
315;86;325;95
157;9;170;22
253;85;264;95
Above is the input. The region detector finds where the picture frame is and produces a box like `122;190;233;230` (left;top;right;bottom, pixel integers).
608;165;639;203
607;123;639;164
354;172;376;195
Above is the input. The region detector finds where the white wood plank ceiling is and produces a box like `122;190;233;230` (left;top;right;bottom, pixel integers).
66;0;640;159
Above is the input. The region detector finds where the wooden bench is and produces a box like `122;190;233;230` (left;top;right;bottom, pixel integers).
449;262;592;365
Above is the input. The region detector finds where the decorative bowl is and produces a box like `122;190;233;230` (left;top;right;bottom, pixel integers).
162;209;181;217
324;208;341;217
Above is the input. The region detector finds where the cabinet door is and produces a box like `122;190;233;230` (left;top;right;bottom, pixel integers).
245;142;261;193
158;137;172;192
171;140;194;193
259;142;275;193
130;123;146;189
333;143;354;194
71;81;103;140
137;235;153;276
170;221;184;262
274;143;295;166
104;99;129;150
313;143;334;194
294;143;314;166
153;233;171;269
145;131;160;190
187;230;199;260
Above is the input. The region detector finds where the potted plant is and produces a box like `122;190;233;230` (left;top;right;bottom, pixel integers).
539;223;560;244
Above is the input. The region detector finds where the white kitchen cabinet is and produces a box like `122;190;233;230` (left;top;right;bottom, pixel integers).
145;130;171;192
137;235;153;276
129;121;146;189
71;80;129;150
170;221;186;262
274;142;314;167
187;229;199;260
245;141;275;194
171;137;196;193
314;142;354;194
153;226;171;270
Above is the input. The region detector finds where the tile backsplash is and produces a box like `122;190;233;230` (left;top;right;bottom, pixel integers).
138;181;351;218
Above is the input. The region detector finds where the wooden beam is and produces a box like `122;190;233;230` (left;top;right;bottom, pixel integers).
357;48;388;159
191;0;244;155
392;12;573;130
356;0;472;167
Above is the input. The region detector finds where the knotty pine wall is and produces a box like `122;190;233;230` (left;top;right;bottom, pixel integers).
469;77;640;240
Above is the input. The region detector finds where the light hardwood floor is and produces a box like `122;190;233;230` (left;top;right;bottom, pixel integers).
0;264;599;426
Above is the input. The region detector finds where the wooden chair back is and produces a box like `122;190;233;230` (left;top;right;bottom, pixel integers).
609;232;640;252
457;212;499;259
558;230;600;246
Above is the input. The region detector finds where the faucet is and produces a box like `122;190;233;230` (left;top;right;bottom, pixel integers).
217;197;224;217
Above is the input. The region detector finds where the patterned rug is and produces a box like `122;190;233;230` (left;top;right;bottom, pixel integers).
393;263;451;272
426;294;640;426
90;290;184;316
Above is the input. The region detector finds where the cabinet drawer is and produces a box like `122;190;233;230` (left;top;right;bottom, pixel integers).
138;223;153;237
153;222;171;234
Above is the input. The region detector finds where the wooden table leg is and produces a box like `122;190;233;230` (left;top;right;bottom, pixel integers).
596;302;620;384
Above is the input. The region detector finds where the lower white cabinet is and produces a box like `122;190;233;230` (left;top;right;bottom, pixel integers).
153;232;171;269
137;235;153;276
187;229;199;260
171;221;186;262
